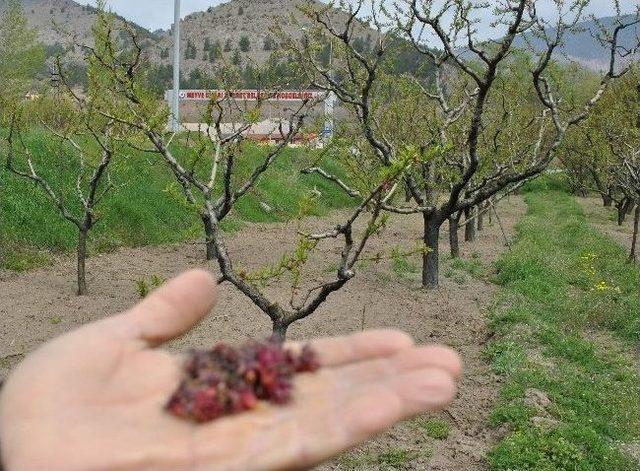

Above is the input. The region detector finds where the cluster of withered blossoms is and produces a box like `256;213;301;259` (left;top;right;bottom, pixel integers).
167;338;320;423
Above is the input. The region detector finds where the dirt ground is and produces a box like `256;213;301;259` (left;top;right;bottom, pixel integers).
577;197;637;261
0;196;527;470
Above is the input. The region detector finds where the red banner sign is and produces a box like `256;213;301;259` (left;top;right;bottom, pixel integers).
169;90;325;102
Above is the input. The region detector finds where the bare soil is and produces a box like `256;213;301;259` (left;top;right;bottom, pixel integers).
0;196;527;470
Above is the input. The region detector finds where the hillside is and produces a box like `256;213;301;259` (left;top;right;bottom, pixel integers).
11;0;96;47
15;0;634;86
8;0;157;64
512;14;640;70
148;0;374;75
11;0;375;89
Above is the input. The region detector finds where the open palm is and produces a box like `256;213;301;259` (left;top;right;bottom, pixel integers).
0;270;462;471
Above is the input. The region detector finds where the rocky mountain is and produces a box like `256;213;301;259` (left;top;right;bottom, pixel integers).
15;0;634;88
10;0;374;87
148;0;373;75
6;0;156;61
8;0;97;47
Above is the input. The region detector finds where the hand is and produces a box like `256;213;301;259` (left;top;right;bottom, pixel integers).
0;270;462;471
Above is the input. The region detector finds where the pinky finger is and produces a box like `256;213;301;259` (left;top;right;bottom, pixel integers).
280;367;457;470
342;367;458;438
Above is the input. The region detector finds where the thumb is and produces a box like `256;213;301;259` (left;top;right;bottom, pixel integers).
112;269;217;347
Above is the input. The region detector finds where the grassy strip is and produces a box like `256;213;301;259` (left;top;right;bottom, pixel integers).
486;180;640;470
0;129;354;270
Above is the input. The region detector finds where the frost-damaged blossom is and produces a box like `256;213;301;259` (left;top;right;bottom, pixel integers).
166;338;320;423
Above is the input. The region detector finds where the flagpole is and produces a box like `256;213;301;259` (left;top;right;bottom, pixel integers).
171;0;181;132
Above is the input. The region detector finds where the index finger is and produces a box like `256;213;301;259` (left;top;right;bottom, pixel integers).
289;330;415;367
110;269;217;347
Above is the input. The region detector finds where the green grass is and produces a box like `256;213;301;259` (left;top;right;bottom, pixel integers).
0;129;355;270
416;418;452;440
450;256;485;278
376;448;421;469
336;446;429;470
440;254;486;285
0;244;51;272
391;246;420;278
486;185;640;471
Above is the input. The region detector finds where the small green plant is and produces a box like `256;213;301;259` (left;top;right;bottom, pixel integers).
450;257;466;270
420;418;451;440
376;447;419;469
391;247;418;278
150;274;166;289
453;273;467;285
136;274;166;298
334;452;370;470
136;279;150;298
49;315;62;325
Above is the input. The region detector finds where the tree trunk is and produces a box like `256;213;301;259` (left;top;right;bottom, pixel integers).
404;183;412;202
272;322;288;341
630;205;640;263
590;169;609;206
618;199;631;226
422;214;441;289
77;228;89;296
202;214;217;260
449;215;460;259
464;207;476;242
477;204;486;232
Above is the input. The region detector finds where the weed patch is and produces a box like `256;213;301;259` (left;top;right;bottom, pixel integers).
416;418;452;440
487;189;640;470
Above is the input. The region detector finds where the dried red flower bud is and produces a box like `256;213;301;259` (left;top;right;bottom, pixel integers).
166;338;320;423
294;345;321;373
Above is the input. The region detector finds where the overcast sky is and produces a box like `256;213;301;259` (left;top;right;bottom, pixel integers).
83;0;637;34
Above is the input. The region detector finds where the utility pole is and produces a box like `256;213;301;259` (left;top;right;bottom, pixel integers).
171;0;181;132
323;40;336;144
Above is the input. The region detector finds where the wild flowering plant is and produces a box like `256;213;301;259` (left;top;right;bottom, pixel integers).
580;252;622;294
